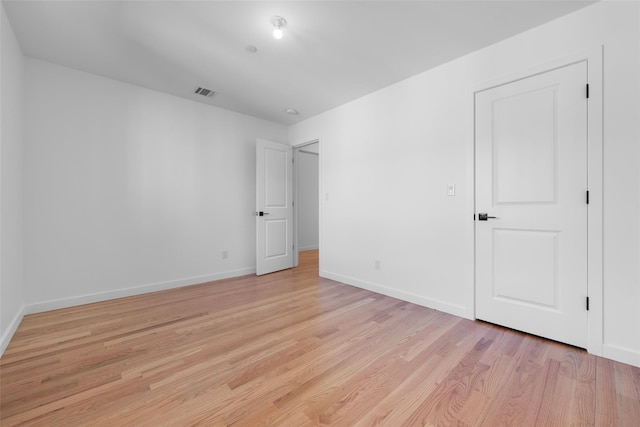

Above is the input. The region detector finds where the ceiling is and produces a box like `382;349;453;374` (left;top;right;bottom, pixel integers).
3;0;596;125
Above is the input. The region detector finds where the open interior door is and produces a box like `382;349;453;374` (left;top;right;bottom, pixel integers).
256;139;294;275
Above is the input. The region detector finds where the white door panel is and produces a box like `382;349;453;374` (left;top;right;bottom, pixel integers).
475;62;588;348
256;139;293;275
265;219;287;258
493;86;558;204
492;229;559;308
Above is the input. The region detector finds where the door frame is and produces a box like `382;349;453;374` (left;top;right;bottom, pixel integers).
473;46;603;356
292;139;320;268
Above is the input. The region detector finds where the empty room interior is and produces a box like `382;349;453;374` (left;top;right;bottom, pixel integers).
1;0;639;425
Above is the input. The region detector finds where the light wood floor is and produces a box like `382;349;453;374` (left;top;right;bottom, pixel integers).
1;250;639;426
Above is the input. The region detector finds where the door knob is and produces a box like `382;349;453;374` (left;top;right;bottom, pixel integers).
478;213;497;221
255;211;271;216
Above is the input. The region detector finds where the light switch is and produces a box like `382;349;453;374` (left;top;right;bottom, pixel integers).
447;184;455;196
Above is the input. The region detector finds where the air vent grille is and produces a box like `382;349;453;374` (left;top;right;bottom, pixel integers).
194;87;215;98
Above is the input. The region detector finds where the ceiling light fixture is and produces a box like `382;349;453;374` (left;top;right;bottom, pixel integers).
285;108;299;116
271;16;287;40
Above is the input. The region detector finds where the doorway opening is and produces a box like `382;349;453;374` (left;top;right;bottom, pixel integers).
293;140;320;272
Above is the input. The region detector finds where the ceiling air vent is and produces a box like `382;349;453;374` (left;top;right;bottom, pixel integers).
194;87;215;98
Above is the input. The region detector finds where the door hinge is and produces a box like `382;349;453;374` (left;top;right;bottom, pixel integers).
586;84;590;99
586;296;590;311
586;190;590;204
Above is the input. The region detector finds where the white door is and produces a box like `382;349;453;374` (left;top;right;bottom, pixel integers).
475;62;588;348
256;139;294;275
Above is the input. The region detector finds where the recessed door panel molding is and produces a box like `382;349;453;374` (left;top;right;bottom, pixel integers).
493;229;559;309
493;86;558;205
265;148;288;208
265;219;288;259
476;61;588;348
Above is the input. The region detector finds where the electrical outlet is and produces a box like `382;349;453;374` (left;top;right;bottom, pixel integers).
222;250;228;259
374;260;381;270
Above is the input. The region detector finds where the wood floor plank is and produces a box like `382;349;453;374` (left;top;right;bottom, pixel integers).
1;250;639;426
402;333;497;426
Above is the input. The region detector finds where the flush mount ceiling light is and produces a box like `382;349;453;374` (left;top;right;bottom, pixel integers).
271;15;287;40
285;108;299;116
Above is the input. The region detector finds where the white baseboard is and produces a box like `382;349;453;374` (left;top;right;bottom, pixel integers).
603;343;640;368
321;270;472;320
24;267;256;315
298;245;319;251
1;305;26;357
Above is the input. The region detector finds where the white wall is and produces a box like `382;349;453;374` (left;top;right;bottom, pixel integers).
289;1;640;367
0;4;25;355
23;59;288;312
297;145;319;251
